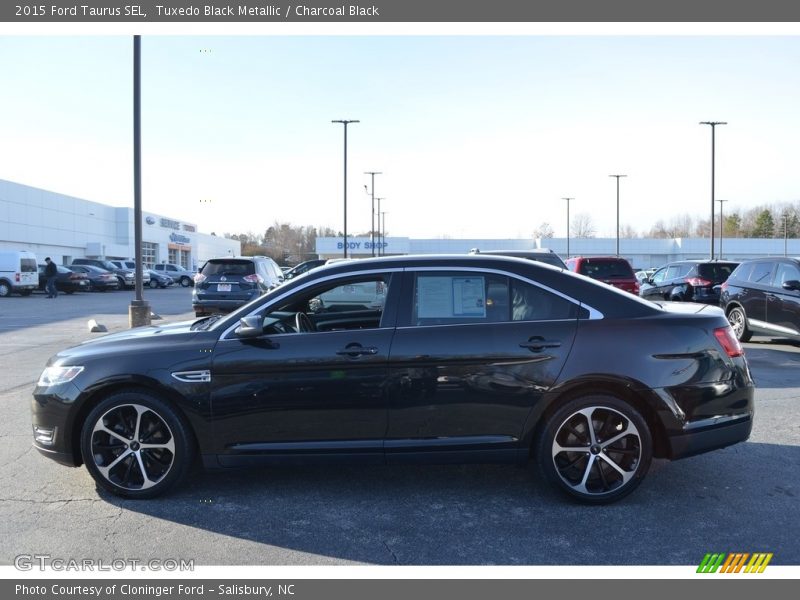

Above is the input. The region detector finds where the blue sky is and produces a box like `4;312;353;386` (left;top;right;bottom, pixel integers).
1;35;799;239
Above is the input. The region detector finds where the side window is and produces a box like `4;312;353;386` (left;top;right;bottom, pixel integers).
259;274;392;333
773;263;800;288
664;265;682;280
676;264;693;278
412;272;576;325
651;268;667;284
748;262;775;285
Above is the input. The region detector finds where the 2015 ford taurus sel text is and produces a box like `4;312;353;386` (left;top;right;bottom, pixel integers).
31;255;754;504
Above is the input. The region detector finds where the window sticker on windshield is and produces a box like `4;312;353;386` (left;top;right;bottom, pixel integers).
417;276;486;318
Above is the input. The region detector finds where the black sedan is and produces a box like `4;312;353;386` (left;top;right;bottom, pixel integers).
32;255;754;503
37;264;91;294
67;265;120;292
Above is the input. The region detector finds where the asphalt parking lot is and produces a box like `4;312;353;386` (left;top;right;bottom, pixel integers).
1;287;799;566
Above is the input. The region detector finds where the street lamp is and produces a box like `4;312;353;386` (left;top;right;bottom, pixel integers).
609;174;627;256
562;197;574;258
716;199;728;260
364;171;381;257
783;212;792;257
381;211;387;256
332;119;360;258
374;198;384;255
700;121;727;260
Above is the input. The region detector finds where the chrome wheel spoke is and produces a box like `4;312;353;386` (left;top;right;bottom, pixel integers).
135;452;158;490
97;449;133;478
94;423;130;445
599;422;634;449
599;453;635;484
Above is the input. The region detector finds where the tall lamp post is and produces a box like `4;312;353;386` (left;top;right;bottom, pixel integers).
364;171;381;257
716;199;728;260
784;212;792;257
129;34;150;328
700;121;727;260
562;197;574;258
381;211;387;256
332;119;359;258
609;175;627;257
374;198;384;255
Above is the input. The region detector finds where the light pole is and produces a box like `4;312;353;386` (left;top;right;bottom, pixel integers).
784;212;792;257
562;197;574;258
700;121;727;260
374;198;384;255
716;199;728;260
381;211;387;256
609;174;627;256
332;119;359;258
364;171;381;257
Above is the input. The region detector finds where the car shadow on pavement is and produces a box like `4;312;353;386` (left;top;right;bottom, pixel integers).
96;441;800;566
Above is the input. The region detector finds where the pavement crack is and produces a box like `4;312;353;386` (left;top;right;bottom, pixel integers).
383;541;400;565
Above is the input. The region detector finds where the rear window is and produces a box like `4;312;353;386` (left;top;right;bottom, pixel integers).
201;260;255;277
21;258;37;273
577;259;633;279
697;262;739;283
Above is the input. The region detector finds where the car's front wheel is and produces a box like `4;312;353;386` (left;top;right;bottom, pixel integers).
535;395;653;504
727;306;752;342
180;276;192;287
80;390;195;499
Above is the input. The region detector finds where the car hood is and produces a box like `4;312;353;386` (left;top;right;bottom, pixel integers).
79;319;199;346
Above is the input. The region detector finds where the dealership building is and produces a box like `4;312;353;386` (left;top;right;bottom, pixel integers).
0;179;239;269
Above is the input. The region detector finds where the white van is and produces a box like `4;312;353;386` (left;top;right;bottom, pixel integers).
0;250;39;297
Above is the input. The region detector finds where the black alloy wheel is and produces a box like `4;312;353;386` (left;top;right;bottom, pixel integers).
727;306;752;342
80;390;195;499
535;395;653;504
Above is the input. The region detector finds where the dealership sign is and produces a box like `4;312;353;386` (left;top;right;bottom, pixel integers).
316;237;410;255
169;232;191;245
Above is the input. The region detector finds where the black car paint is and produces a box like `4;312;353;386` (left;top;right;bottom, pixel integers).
641;260;738;305
33;256;753;480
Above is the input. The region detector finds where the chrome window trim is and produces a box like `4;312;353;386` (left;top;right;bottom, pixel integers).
406;265;604;320
218;267;405;340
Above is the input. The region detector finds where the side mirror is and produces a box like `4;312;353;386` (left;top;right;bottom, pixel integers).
782;279;800;291
235;316;263;338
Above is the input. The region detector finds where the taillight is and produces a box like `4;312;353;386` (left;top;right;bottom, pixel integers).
721;281;729;291
194;273;207;284
243;274;263;284
632;281;640;294
714;326;744;357
15;272;20;282
686;277;712;287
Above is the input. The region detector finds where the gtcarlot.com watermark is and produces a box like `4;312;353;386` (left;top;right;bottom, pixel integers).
14;554;194;572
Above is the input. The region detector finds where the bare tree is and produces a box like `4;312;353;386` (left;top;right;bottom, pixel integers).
535;222;555;239
571;213;596;238
619;224;639;239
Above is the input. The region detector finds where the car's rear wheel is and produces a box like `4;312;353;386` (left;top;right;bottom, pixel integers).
0;282;11;297
149;279;158;289
727;306;752;342
180;277;192;287
80;390;195;499
535;395;652;504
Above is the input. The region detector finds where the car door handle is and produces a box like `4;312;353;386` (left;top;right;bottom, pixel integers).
519;337;562;352
336;344;379;357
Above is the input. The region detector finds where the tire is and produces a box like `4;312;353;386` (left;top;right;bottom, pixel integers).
727;306;752;342
149;279;158;289
80;389;195;499
180;276;192;287
535;394;653;504
0;281;11;297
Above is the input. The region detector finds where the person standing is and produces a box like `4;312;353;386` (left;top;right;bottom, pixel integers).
44;257;58;298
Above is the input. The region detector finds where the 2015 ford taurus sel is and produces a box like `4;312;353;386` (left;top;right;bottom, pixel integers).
32;255;754;504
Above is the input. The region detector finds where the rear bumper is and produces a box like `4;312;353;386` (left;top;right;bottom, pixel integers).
668;414;753;460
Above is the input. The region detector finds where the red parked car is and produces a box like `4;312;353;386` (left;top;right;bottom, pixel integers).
565;256;640;295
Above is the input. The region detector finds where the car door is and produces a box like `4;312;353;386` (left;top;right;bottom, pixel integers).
385;268;579;463
766;261;800;337
741;261;774;328
208;271;401;465
642;266;668;300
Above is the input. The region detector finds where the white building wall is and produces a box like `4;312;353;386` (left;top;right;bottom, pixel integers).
0;179;239;267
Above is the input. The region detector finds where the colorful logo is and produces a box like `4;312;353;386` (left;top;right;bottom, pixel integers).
697;552;773;573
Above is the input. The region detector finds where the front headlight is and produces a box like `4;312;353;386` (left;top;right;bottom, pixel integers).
37;366;84;386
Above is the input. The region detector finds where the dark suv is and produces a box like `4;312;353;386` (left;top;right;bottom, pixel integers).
192;256;283;316
565;256;639;295
641;260;738;304
721;257;800;342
